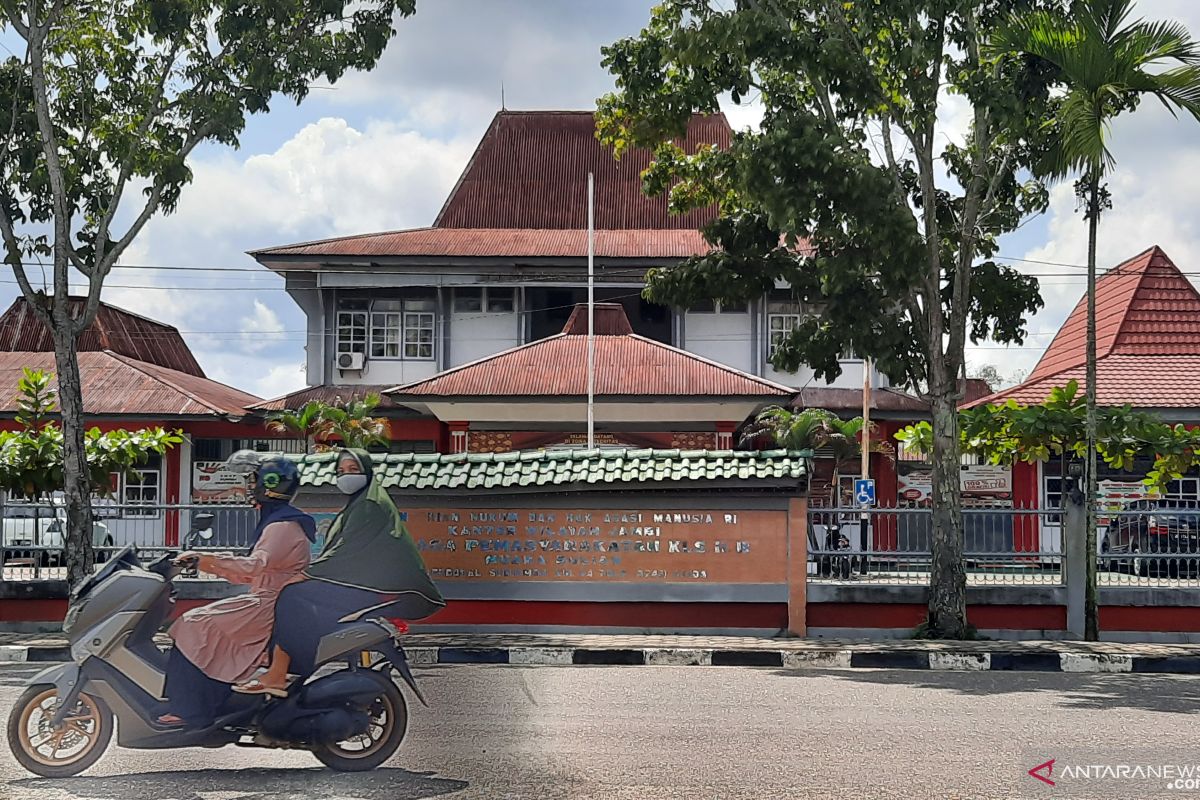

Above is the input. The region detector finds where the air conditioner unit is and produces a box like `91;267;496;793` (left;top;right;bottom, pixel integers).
337;352;365;371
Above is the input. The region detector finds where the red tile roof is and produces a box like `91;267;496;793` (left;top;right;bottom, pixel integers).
252;227;714;261
971;356;1200;408
1028;246;1200;380
390;303;793;399
971;246;1200;409
434;111;730;230
249;384;413;413
0;297;206;378
0;351;260;418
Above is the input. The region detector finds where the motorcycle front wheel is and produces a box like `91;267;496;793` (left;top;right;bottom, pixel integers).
312;675;408;772
7;684;113;777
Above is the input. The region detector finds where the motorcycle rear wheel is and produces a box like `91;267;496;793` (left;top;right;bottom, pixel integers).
312;676;408;772
7;684;112;777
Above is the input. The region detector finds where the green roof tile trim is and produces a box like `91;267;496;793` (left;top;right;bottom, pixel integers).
291;448;810;491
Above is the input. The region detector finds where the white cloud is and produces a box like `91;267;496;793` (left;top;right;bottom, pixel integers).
248;363;308;401
77;117;475;394
237;301;286;354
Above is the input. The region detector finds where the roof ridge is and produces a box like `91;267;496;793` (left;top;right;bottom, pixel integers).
249;226;437;256
627;333;795;394
72;296;184;333
1104;245;1170;358
1026;245;1187;379
431;110;500;228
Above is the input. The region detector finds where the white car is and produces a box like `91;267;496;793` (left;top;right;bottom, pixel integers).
1;504;112;566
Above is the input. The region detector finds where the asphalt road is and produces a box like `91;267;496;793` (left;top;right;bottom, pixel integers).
3;663;1200;799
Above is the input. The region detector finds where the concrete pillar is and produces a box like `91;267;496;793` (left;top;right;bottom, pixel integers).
787;496;809;636
1064;481;1086;638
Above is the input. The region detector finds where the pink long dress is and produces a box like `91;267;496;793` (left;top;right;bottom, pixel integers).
170;520;311;684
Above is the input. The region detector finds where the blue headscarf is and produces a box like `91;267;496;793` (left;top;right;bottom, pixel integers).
249;499;317;551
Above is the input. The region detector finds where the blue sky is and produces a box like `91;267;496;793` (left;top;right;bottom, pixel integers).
4;0;1197;398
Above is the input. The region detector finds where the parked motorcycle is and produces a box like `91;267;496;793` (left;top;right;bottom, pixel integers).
6;513;425;777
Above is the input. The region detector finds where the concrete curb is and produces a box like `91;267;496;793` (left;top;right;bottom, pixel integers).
9;643;1200;673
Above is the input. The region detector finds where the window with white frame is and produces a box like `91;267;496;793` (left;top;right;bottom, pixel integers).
767;312;802;358
336;308;368;355
370;300;403;358
337;294;436;361
766;291;858;360
122;457;162;517
403;312;435;359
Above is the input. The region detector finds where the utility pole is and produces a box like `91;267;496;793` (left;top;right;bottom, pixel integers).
586;172;595;449
860;358;872;575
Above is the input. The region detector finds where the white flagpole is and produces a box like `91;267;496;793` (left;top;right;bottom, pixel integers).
587;172;596;449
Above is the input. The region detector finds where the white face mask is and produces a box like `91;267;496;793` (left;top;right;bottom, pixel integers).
336;473;368;495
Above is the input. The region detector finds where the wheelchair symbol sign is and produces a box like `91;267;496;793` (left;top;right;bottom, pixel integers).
854;479;876;506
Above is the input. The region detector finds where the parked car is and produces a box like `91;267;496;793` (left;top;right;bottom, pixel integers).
1;503;113;566
1101;499;1200;577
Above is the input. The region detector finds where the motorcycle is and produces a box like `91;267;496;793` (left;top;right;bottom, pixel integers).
6;512;426;777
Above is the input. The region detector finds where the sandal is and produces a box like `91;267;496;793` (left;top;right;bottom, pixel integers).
232;678;288;698
156;714;186;727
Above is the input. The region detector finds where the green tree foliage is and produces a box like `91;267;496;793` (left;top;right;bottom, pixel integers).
896;380;1200;490
0;368;180;500
597;0;1062;637
0;1;412;585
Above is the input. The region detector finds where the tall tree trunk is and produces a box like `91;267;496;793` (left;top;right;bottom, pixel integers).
52;326;95;589
927;388;968;637
1084;174;1100;641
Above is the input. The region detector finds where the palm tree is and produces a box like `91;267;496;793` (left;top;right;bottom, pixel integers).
320;394;389;451
744;407;894;507
266;395;389;453
265;401;332;454
991;0;1200;640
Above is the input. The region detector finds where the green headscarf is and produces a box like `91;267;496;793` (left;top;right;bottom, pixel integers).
307;449;445;610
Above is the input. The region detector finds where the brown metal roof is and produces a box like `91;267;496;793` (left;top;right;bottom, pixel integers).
249;384;417;414
251;227;714;261
390;304;792;399
0;297;205;377
0;351;259;418
792;387;930;417
434;111;730;230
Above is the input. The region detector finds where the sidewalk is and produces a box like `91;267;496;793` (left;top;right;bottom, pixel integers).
4;631;1200;673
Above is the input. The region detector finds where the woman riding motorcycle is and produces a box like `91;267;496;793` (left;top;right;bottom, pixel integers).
157;456;315;727
234;448;444;696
